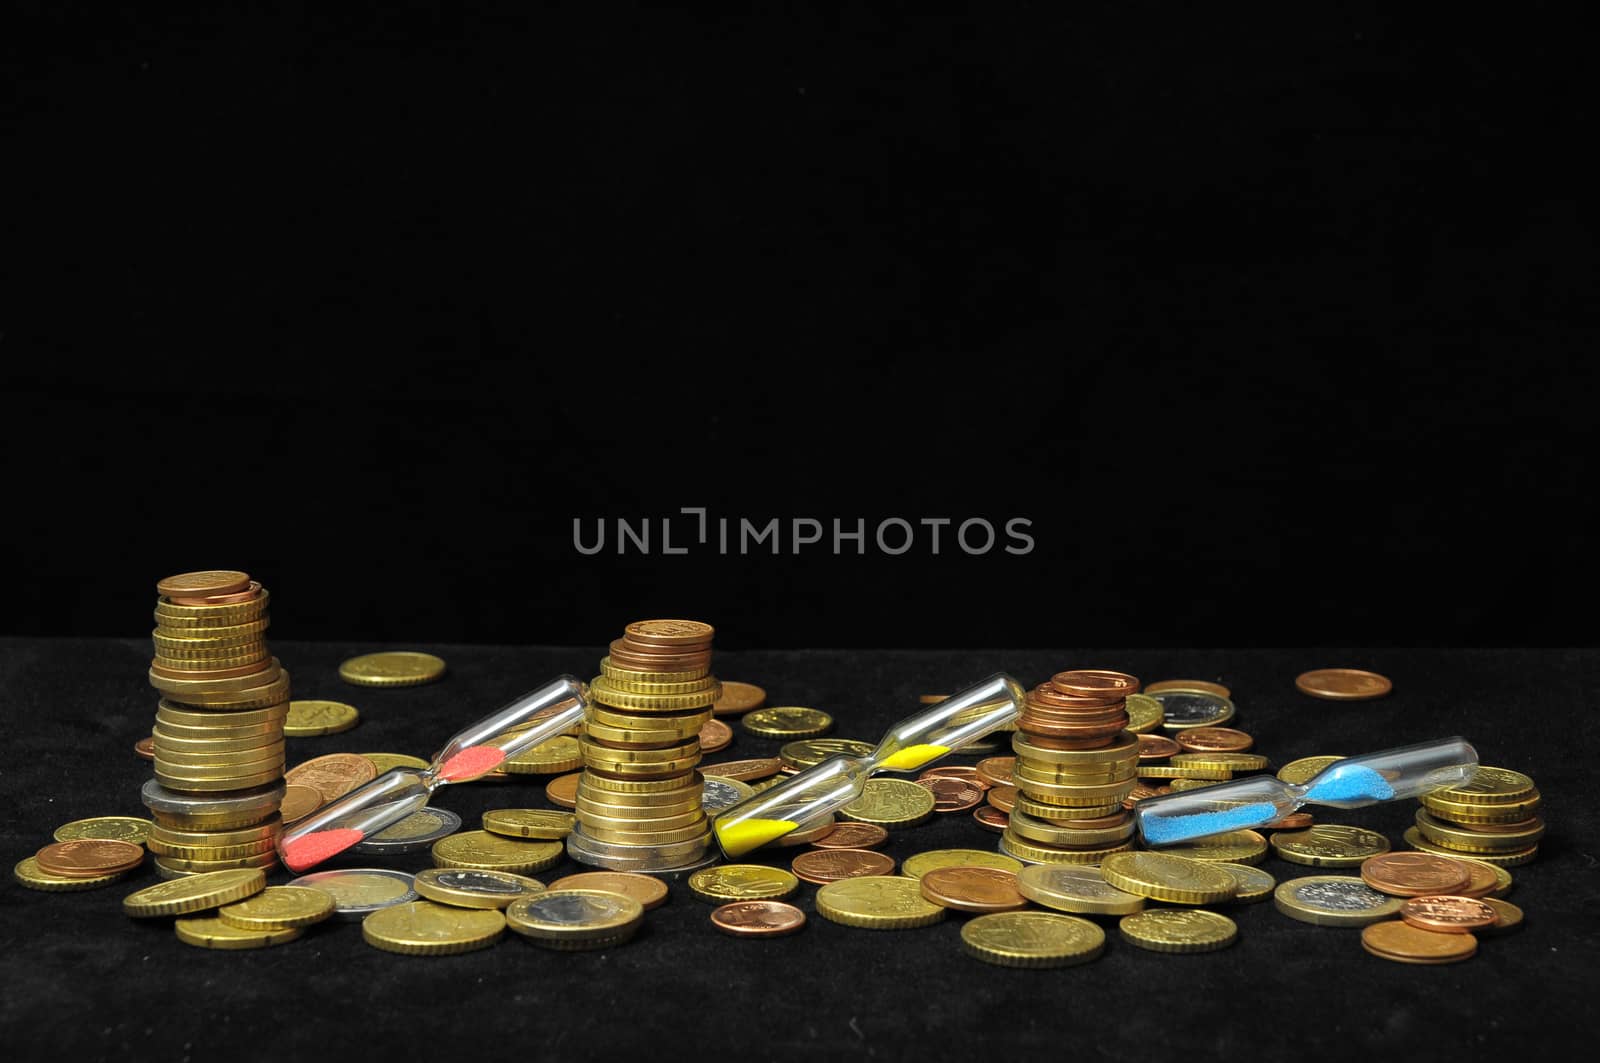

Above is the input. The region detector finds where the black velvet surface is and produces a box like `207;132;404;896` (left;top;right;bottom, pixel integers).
2;638;1592;1060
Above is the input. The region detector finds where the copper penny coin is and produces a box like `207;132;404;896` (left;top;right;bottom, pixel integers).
975;756;1015;788
1295;668;1393;701
1146;679;1232;698
1262;812;1314;830
134;736;156;761
279;784;323;824
809;822;889;850
917;776;984;813
698;718;733;754
791;848;895;885
973;806;1009;833
918;866;1027;913
156;570;252;599
985;785;1018;813
1137;734;1181;760
548;871;669;910
918;765;987;789
544;772;581;808
1360;853;1473;897
711;900;807;937
622;619;715;647
1029;685;1124;710
1453;860;1502;898
712;681;767;717
1360;920;1477;964
1024;731;1121;751
700;757;783;782
1400;895;1498;933
284;753;378;804
1174;727;1254;753
1048;670;1141;699
35;839;145;877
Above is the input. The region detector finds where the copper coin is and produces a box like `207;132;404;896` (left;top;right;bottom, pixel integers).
1174;727;1254;753
1029;685;1124;710
1295;668;1393;701
1360;853;1473;897
549;871;669;910
985;785;1018;813
1454;861;1502;898
918;866;1027;913
35;839;145;877
712;681;767;717
918;765;987;789
809;822;889;850
1262;812;1314;830
607;639;710;665
973;806;1009;833
544;772;581;808
1122;782;1165;808
1360;920;1477;963
975;756;1015;788
1022;730;1120;750
134;736;155;760
701;757;783;782
279;784;323;824
791;848;896;885
1137;734;1181;760
1020;704;1128;726
917;776;984;813
918;695;948;704
1400;895;1498;933
710;900;806;937
283;753;377;804
622;619;715;647
1049;669;1141;699
1016;720;1123;743
156;570;252;598
698;718;734;754
1145;679;1232;698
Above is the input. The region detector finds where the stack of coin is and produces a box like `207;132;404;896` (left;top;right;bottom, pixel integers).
999;670;1140;866
566;620;720;872
142;571;288;879
1406;766;1544;868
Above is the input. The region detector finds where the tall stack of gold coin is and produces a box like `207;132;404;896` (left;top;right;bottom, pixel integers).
142;571;288;879
565;620;720;872
999;670;1141;866
1407;766;1544;868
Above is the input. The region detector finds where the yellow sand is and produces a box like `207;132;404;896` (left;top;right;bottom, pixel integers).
715;817;798;857
874;743;951;772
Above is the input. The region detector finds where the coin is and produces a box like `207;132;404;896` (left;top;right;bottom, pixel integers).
1214;862;1275;903
482;809;576;840
135;736;155;760
975;756;1015;788
288;868;418;920
973;807;1009;833
52;816;153;845
1447;857;1513;898
791;848;896;885
985;785;1017;813
1137;734;1181;760
157;570;252;598
1050;670;1140;699
174;916;302;950
901;848;1024;880
36;839;145;878
916;776;985;812
1360;919;1476;964
919;866;1026;913
711;900;806;937
1273;875;1405;926
1403;827;1538;867
504;735;584;774
1262;812;1314;830
339;651;448;688
217;885;337;929
779;738;875;769
1159;830;1269;866
362;900;506;956
546;871;668;910
354;807;463;854
363;752;430;774
13;856;131;892
815;875;946;929
432;831;564;874
1174;727;1253;753
1431;766;1536;805
1100;852;1237;904
123;867;268;917
1150;689;1236;730
1146;679;1231;698
284;753;378;803
1124;694;1164;733
545;772;582;808
742;706;834;739
505;889;645;950
1359;852;1473;896
701;757;783;782
1014;864;1144;915
1119;909;1237;953
1400;894;1498;933
1477;898;1523;935
283;700;360;737
810;822;890;850
688;864;799;903
698;718;734;754
413;867;546;909
839;778;937;828
279;784;322;824
1277;755;1345;785
1295;668;1392;700
623;619;714;646
1271;825;1390;867
712;681;767;717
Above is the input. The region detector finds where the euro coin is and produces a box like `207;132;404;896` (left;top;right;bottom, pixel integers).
1360;919;1476;964
123;867;267;917
1100;852;1237;905
284;753;378;803
919;867;1027;913
712;681;767;717
175;916;302;950
52;816;153;845
1150;689;1235;730
1277;755;1345;784
688;864;799;903
546;871;668;911
338;651;447;688
901;848;1024;880
742;706;834;739
287;868;417;920
815;876;946;929
1270;824;1390;867
217;885;336;929
1295;668;1392;700
431;831;564;874
711;900;806;937
413;868;546;909
503;736;584;774
1158;829;1269;866
1015;864;1145;915
363;752;430;774
36;839;145;878
353;807;463;855
1273;875;1404;926
14;856;129;892
779;738;876;769
505;889;645;950
1359;852;1473;897
838;779;936;828
483;809;577;840
1119;909;1237;953
283;700;359;737
962;911;1105;967
362;900;506;956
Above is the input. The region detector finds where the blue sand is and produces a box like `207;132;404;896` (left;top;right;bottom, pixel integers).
1302;763;1395;804
1141;801;1279;845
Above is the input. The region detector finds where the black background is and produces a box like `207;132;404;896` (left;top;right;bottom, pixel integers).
4;5;1593;649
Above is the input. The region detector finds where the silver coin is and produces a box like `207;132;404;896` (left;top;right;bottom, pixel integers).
700;776;756;815
140;777;285;816
289;868;418;920
1151;689;1236;730
414;867;545;905
351;807;462;854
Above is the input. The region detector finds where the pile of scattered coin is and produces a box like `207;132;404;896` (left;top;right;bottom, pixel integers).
1407;766;1544;867
567;620;721;871
142;571;289;879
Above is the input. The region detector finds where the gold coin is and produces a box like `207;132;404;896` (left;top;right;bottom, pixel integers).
1430;766;1536;805
1215;862;1275;903
1271;825;1391;867
1005;808;1136;848
688;864;799;903
52;816;153;845
1165;778;1222;792
1403;827;1538;867
598;656;707;683
283;700;360;737
998;830;1135;866
154;850;278;873
1100;852;1237;905
1015;865;1145;915
961;911;1105;968
1478;897;1523;935
1276;755;1345;785
339;651;447;688
1415;810;1545;852
1124;694;1163;733
122;867;267;917
1159;830;1269;866
217;885;336;929
364;752;430;774
431;831;564;874
503;736;584;774
546;872;669;911
362;900;506;955
741;706;834;740
815;875;946;929
175;916;302;950
1169;752;1269;773
155;699;288;729
505;889;645;950
1134;764;1233;781
839;779;936;828
779;738;877;769
900;848;1024;880
1420;790;1542;824
482;809;577;840
413;868;546;909
1272;875;1405;926
589;678;720;713
1119;909;1237;953
13;856;130;892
